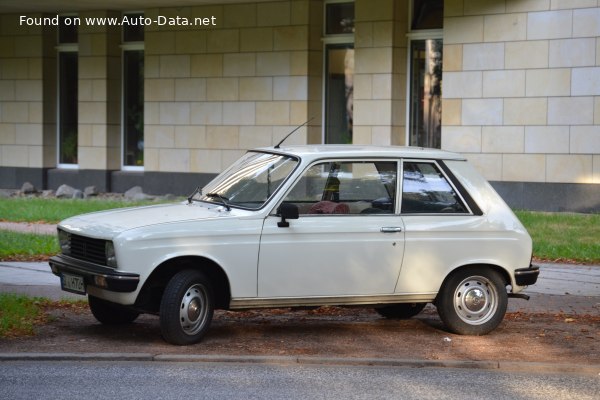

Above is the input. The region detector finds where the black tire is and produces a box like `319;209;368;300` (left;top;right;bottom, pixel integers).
88;295;140;325
375;303;427;319
436;267;507;335
159;270;214;345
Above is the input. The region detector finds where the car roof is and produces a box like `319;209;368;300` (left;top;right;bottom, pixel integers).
255;145;466;161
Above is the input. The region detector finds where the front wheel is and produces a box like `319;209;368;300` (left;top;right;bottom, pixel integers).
436;268;507;335
160;270;214;345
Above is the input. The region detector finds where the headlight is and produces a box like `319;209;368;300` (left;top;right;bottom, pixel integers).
58;230;71;255
105;241;117;268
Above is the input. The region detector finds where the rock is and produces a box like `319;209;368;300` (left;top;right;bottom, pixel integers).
72;189;84;199
21;182;36;194
0;189;16;198
132;192;154;201
56;184;76;199
124;186;144;200
162;194;177;201
84;186;98;198
41;190;55;198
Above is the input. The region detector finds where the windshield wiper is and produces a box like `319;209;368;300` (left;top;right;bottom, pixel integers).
205;193;231;211
187;186;202;204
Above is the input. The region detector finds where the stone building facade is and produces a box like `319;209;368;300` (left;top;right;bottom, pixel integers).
0;0;598;211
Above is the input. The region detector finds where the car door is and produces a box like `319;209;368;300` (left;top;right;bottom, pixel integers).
396;159;483;295
257;159;405;298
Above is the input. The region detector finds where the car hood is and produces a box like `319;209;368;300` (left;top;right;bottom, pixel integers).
59;202;243;239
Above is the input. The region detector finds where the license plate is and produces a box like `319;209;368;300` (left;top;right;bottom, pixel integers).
61;273;86;295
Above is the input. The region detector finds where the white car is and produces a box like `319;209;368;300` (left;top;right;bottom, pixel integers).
49;145;539;345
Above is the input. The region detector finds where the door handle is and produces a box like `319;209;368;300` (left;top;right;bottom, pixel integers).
380;227;403;233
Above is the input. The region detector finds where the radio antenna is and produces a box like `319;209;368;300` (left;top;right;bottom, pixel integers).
274;117;314;149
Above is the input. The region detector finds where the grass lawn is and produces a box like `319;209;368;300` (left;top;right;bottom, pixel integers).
0;197;168;224
515;211;600;264
0;230;59;260
0;294;87;338
0;197;597;263
0;293;46;337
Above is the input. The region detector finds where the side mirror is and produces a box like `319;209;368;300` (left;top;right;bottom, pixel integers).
277;203;299;228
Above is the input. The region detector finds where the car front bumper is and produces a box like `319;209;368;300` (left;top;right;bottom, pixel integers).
514;264;540;286
49;255;140;293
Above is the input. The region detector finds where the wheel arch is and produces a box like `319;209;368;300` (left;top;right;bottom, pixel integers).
134;255;232;313
434;263;511;304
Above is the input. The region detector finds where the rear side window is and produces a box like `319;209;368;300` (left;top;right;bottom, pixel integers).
401;161;468;214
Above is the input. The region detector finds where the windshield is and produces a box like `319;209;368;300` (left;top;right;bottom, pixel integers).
195;152;299;210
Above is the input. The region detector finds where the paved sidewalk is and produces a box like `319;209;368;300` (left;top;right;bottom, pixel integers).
0;261;598;374
0;262;80;300
0;221;56;235
1;222;598;376
508;263;600;315
1;223;597;312
0;261;598;312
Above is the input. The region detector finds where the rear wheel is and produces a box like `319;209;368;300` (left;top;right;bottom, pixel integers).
88;295;140;325
375;303;427;319
436;268;507;335
160;270;214;345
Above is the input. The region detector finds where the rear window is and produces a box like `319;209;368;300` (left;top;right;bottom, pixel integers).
401;161;468;214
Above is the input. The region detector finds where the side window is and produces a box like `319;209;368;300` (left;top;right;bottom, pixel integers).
401;162;468;214
284;161;397;215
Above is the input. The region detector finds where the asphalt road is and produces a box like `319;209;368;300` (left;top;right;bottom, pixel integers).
1;360;598;400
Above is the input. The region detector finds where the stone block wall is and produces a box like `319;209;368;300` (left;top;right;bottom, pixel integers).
442;0;600;186
143;1;322;174
77;11;121;172
0;14;46;172
1;0;598;209
353;0;408;146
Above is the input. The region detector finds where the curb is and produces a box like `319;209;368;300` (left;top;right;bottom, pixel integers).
0;353;154;362
1;353;598;375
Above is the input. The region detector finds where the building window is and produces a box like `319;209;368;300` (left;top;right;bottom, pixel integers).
409;39;443;148
122;12;144;169
57;16;78;166
407;0;443;149
411;0;443;30
325;1;354;35
324;1;354;144
325;45;354;144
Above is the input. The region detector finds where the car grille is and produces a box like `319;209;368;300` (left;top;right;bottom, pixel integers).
69;234;107;266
